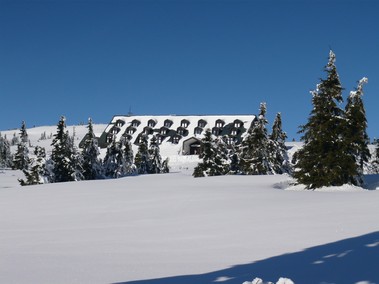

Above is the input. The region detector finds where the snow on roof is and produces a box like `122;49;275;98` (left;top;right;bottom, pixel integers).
103;114;256;156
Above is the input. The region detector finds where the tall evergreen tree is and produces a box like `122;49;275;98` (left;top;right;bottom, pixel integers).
119;137;136;176
149;135;163;174
135;134;151;175
12;121;30;170
193;129;229;177
239;103;273;175
0;134;13;168
269;112;290;174
20;121;28;143
50;116;79;182
294;51;355;188
81;118;103;180
345;77;370;185
103;138;122;178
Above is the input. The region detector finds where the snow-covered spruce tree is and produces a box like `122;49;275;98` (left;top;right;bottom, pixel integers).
344;77;370;185
19;146;47;186
269;112;291;174
0;134;13;169
294;50;355;189
193;129;229;177
12;121;30;170
81;118;103;180
148;135;163;174
239;103;274;175
134;134;151;175
226;140;241;175
103;138;122;178
67;133;84;181
120;137;136;176
50;116;82;182
20;121;28;143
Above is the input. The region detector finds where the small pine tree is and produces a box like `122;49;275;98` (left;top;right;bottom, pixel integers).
344;77;370;185
0;134;13;169
13;121;30;171
20;121;28;143
50;116;80;182
269;112;290;174
82;118;103;180
149;135;163;174
193;129;228;177
103;138;122;178
119;137;136;176
239;103;273;175
19;146;47;186
135;134;151;175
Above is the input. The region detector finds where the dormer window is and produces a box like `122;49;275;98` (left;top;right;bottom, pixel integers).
212;128;221;136
215;119;224;128
160;128;168;135
198;119;207;128
157;136;164;144
131;120;140;127
115;120;125;128
106;135;113;143
173;136;180;144
234;120;243;128
164;119;173;128
147;119;156;128
194;127;202;135
225;137;235;145
231;129;238;136
181;119;190;128
143;127;153;135
126;127;136;135
177;128;184;136
111;127;119;134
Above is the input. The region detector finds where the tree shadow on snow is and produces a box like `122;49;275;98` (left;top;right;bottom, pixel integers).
115;231;379;284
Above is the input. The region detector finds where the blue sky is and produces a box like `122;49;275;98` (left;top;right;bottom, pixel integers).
1;0;378;140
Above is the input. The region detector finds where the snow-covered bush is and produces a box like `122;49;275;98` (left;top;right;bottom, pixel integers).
243;277;294;284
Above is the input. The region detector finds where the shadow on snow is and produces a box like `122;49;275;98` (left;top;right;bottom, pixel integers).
116;231;379;284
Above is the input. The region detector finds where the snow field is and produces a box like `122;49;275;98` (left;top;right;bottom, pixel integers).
1;171;379;283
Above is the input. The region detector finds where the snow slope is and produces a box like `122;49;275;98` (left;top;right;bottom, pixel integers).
1;170;379;284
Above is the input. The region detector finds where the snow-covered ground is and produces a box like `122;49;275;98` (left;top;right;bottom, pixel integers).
1;169;379;284
1;124;379;284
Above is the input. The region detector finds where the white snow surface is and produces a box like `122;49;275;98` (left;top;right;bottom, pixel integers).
1;124;379;284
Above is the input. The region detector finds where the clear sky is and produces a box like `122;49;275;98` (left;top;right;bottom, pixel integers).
1;0;378;140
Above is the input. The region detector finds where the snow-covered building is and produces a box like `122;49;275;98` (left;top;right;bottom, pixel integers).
96;115;256;155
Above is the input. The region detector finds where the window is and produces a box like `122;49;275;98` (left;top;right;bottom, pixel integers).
198;120;207;128
215;120;224;128
127;128;135;135
164;120;173;128
194;127;202;135
231;129;237;136
212;128;221;136
116;120;124;128
181;120;189;128
161;128;167;135
148;119;156;127
131;120;140;127
173;136;180;144
178;129;184;136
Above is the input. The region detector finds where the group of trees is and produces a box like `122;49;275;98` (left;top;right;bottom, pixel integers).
6;117;168;186
293;51;371;189
193;103;290;177
194;50;377;189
